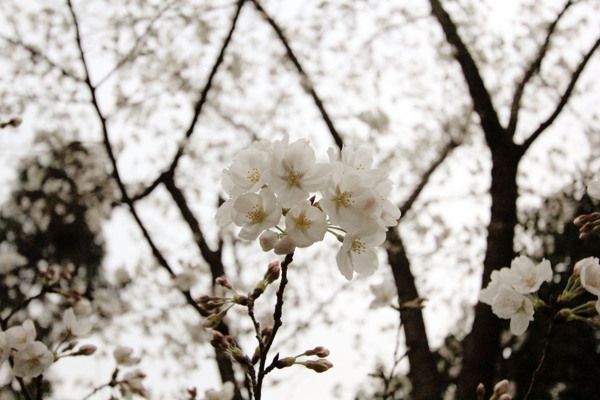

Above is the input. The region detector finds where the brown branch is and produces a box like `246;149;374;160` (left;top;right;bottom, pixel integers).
399;139;459;218
251;0;344;150
66;2;240;395
507;0;574;136
162;171;226;279
429;0;506;148
519;35;600;153
131;0;245;201
0;34;83;83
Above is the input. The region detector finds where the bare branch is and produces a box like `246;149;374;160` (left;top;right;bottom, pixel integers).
0;34;83;83
131;0;245;200
520;36;600;153
429;0;505;148
251;0;344;150
507;0;574;136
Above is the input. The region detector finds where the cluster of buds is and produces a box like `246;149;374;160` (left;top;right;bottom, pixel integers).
198;262;282;328
210;331;251;366
574;212;600;239
275;346;333;373
476;379;512;400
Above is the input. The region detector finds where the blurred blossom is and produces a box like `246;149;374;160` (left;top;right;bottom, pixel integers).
174;271;198;291
5;320;36;351
0;243;27;274
588;179;600;199
63;308;92;337
12;341;54;378
204;381;235;400
114;346;141;366
369;279;398;309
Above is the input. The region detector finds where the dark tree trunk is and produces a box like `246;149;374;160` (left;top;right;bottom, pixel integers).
387;229;442;400
457;144;520;400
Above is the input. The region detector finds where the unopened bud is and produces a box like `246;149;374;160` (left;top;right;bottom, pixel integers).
202;310;227;329
77;344;97;356
63;341;79;352
233;294;249;306
400;297;426;310
303;359;333;373
210;331;227;349
304;346;330;358
493;380;509;395
261;326;273;339
499;395;512;400
260;231;278;252
264;261;280;283
187;387;197;399
274;235;296;255
476;383;485;400
215;277;233;291
276;357;296;369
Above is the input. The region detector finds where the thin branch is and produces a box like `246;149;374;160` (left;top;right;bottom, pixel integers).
429;0;505;147
520;36;600;153
399;139;459;218
255;253;294;400
523;319;555;400
130;0;245;201
507;0;574;136
0;34;83;83
251;0;344;150
95;0;178;87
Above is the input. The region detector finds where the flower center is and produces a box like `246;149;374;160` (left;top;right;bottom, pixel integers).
282;160;304;188
351;238;365;254
246;204;265;223
246;168;260;183
294;214;312;232
334;188;353;209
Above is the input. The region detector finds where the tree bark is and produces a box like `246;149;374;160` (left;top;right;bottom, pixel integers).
387;229;442;400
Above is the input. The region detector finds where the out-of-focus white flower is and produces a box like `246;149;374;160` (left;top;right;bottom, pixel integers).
336;224;386;280
12;341;54;378
73;299;93;317
120;370;147;399
5;320;36;351
205;381;235;400
231;189;281;240
588;179;600;199
113;346;140;366
63;308;92;337
0;332;10;364
0;245;27;274
491;287;534;335
369;279;397;309
285;201;328;247
268;135;328;208
507;256;552;294
174;271;198;292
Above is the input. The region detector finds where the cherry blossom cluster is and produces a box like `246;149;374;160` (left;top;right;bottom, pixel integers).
481;255;600;336
479;256;552;335
217;135;400;280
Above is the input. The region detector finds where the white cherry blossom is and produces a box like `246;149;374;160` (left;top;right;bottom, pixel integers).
285;201;328;247
231;188;282;240
63;308;93;337
507;256;552;294
580;257;600;297
268;135;328;208
12;341;54;378
491;287;534;335
114;346;141;366
479;267;512;305
224;143;271;193
5;320;36;351
205;381;235;400
336;224;386;280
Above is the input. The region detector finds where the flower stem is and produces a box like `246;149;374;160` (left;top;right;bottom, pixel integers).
523;319;555;400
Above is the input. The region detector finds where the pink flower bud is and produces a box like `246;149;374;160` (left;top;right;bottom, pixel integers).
264;261;280;283
304;346;330;358
215;277;233;291
303;359;333;373
77;344;97;356
476;383;485;400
